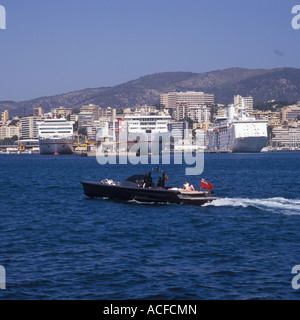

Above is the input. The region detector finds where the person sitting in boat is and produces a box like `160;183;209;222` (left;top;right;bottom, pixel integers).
142;173;148;188
157;176;163;188
183;180;195;191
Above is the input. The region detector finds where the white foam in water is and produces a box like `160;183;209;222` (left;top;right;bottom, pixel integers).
203;197;300;215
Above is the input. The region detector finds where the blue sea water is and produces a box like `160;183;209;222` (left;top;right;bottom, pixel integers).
0;152;300;300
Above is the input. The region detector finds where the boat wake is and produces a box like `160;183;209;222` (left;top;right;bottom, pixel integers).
203;197;300;215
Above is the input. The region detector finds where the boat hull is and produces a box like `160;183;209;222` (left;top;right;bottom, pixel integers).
81;181;217;206
231;136;268;153
39;137;73;155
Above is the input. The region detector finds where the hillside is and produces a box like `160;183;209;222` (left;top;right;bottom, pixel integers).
1;67;300;116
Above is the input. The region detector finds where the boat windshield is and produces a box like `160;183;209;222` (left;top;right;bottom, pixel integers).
124;175;145;183
122;172;167;188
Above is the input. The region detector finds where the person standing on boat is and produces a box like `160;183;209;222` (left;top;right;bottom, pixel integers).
143;172;154;188
147;173;154;188
183;180;195;191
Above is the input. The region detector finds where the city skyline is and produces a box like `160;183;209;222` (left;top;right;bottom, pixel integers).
0;0;299;101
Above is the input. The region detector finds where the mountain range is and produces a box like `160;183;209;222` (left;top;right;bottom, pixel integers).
1;67;300;117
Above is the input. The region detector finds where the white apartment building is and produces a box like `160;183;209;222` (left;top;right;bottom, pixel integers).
173;103;211;122
188;106;211;123
21;117;40;139
78;111;94;128
272;125;300;147
0;125;21;140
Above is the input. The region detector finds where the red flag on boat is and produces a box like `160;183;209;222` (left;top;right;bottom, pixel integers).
200;178;213;191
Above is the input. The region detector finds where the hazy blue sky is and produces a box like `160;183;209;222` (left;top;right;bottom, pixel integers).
0;0;299;101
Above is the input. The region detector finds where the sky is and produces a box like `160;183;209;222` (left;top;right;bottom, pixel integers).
0;0;299;101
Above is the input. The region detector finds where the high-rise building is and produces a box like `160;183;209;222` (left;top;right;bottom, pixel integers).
99;107;116;121
78;112;94;128
80;104;100;121
160;91;214;109
1;110;9;123
173;103;211;123
234;95;254;113
21;117;39;139
33;107;45;118
188;106;211;123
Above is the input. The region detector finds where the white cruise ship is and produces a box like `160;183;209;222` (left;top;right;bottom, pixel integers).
208;102;268;153
38;118;74;155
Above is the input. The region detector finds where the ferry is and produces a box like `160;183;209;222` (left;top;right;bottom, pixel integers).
122;114;171;153
37;117;74;155
208;102;268;153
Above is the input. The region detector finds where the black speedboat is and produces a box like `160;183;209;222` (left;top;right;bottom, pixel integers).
81;168;218;206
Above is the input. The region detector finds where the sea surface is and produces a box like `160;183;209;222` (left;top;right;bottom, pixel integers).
0;152;300;300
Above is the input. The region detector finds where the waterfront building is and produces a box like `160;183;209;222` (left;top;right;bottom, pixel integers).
0;124;21;140
21;116;40;139
271;125;300;147
160;91;214;109
234;95;254;113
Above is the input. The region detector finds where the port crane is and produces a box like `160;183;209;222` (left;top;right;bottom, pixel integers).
75;136;95;153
